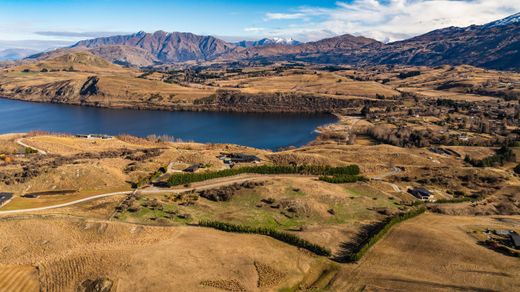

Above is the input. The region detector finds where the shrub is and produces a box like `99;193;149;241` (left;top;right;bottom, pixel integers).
199;221;331;256
167;164;360;186
434;197;472;204
24;147;38;154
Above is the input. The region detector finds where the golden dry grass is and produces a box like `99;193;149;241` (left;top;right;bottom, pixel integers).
217;71;400;99
22;135;149;155
332;213;520;291
0;217;317;291
0;265;39;292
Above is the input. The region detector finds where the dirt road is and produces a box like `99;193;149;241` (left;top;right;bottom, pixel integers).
0;174;312;215
15;138;47;155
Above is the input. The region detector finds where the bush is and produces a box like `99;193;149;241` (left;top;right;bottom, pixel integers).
434;197;472;204
24;147;38;154
167;164;360;186
199;221;331;256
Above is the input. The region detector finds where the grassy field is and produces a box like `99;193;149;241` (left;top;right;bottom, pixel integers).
0;217;319;291
215;70;400;98
0;265;39;292
118;177;401;252
0;187;129;211
332;214;520;291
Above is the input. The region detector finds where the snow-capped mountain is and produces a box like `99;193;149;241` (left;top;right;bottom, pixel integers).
483;12;520;28
236;37;301;48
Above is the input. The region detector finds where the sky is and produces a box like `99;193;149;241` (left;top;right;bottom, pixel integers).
0;0;519;51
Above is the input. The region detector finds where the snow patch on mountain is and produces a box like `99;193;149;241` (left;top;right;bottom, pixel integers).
484;12;520;28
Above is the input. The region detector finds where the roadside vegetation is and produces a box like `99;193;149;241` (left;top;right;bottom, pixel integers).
167;164;360;186
319;174;368;184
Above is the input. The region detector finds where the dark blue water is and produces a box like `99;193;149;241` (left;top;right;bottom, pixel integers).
0;98;337;150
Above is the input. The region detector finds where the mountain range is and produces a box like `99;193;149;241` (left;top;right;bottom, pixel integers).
0;48;38;61
27;12;520;70
235;37;301;48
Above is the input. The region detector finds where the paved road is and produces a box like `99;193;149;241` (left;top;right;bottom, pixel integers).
15;138;47;155
0;174;308;215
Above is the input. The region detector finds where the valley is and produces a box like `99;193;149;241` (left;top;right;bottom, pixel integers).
0;8;520;292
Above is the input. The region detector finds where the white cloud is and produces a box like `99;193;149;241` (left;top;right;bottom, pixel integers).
265;12;307;20
244;27;266;32
263;0;520;42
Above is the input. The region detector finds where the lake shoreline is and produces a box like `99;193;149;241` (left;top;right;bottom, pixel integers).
0;97;338;150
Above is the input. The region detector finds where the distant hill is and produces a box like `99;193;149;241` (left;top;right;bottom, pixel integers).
219;33;381;63
23;12;520;71
366;13;520;71
72;31;235;63
0;48;39;61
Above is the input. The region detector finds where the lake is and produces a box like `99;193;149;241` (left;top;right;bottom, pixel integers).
0;98;337;150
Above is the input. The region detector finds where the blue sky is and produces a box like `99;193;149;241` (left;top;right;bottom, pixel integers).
0;0;519;50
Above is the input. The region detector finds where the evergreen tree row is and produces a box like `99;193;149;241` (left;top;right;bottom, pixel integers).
199;220;331;256
168;164;360;186
319;174;368;183
341;207;426;262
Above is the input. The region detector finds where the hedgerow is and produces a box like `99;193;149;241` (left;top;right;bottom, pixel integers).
340;207;426;262
319;174;368;184
199;220;331;256
167;164;360;186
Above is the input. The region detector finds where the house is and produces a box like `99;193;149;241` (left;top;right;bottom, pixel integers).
511;233;520;249
219;153;260;164
0;192;13;207
408;188;433;201
183;164;202;173
495;230;511;236
75;134;113;139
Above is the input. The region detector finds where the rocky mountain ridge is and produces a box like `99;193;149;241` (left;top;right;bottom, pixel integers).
21;12;520;71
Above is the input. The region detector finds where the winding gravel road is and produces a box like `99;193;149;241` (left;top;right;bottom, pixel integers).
15;138;47;155
0;174;306;215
